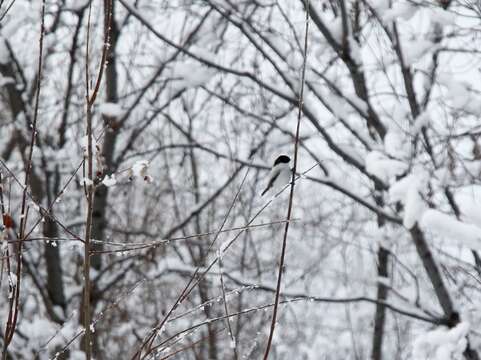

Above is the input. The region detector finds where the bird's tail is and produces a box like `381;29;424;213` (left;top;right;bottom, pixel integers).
261;186;270;196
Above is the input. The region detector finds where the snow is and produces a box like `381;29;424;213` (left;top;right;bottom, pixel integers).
413;111;431;134
99;102;124;118
0;37;9;65
420;209;481;251
189;45;216;62
382;2;418;22
70;350;89;360
377;276;390;287
338;144;364;165
349;37;362;65
455;188;481;229
323;93;350;120
21;317;56;348
368;0;390;15
412;322;469;360
384;129;406;158
81;177;93;186
388;171;427;228
402;39;436;66
267;34;290;57
131;159;149;178
365;151;407;182
8;272;17;287
80;135;88;152
102;174;117;187
328;17;343;44
426;7;456;26
171;63;215;89
286;52;304;69
437;75;481;114
347;94;368;114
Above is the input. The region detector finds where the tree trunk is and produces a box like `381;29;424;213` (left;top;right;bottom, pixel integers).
371;247;389;360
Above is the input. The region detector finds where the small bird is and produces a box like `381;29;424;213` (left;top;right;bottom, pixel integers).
261;155;292;196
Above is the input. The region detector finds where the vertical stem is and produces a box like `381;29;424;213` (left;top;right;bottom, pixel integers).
82;2;93;358
81;1;111;356
263;1;309;359
83;103;95;360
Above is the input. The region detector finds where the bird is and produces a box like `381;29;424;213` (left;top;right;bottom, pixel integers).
261;155;292;196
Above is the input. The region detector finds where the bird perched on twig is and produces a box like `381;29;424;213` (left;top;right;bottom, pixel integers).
261;155;292;196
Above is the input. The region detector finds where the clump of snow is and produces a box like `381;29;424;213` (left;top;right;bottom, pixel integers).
384;127;407;158
455;188;481;229
102;174;117;187
368;0;390;15
426;7;456;27
389;171;427;228
189;46;216;62
402;39;436;66
8;272;17;288
20;317;57;348
438;75;481;114
420;209;481;251
99;102;124;118
412;322;469;360
70;350;89;360
413;111;431;134
171;63;215;90
365;151;407;182
328;17;343;44
323;92;351;120
80;135;88;153
131;160;149;177
286;52;304;69
129;160;153;183
383;2;418;22
81;177;93;187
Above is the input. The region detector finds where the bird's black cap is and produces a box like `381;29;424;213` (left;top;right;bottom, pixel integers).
273;155;291;166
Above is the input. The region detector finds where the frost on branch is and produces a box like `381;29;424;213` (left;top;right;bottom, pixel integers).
99;102;124;118
365;151;407;183
420;209;481;251
169;63;215;92
389;171;427;229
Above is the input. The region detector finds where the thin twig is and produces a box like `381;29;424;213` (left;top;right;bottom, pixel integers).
2;1;46;357
263;1;309;358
